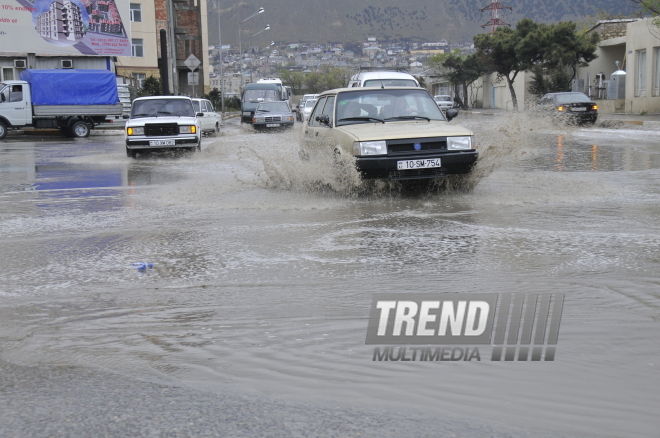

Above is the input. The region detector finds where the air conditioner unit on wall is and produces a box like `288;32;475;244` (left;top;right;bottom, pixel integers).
61;59;73;69
14;59;26;68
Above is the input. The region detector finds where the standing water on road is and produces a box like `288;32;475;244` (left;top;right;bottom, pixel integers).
0;114;659;437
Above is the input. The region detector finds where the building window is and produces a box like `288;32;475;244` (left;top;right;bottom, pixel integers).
132;73;146;88
132;38;144;57
130;3;141;22
1;68;14;81
654;47;660;97
636;49;647;97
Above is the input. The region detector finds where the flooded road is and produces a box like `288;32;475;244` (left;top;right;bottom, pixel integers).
1;115;659;437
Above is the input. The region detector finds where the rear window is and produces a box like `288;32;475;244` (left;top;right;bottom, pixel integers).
363;79;418;87
554;93;591;104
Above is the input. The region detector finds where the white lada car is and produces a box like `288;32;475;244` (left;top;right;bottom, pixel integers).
125;96;202;158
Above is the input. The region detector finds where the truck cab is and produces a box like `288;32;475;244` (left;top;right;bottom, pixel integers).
0;81;31;135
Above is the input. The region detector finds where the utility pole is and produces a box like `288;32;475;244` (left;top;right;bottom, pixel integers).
480;0;512;34
167;0;179;94
238;7;265;90
217;2;225;113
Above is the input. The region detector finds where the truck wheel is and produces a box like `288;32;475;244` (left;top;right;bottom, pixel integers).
0;121;7;140
71;121;90;138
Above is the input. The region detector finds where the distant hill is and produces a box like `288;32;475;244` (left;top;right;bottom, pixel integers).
208;0;638;47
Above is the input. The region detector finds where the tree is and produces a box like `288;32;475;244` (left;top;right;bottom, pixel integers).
631;0;660;14
474;20;538;111
630;0;660;27
475;18;598;109
428;50;489;109
414;75;427;88
203;88;221;109
137;76;163;97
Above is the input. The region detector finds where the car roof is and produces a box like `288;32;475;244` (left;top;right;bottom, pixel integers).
352;71;416;80
134;96;192;101
545;92;587;97
318;86;431;96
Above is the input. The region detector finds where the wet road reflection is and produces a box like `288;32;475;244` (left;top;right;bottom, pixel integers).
1;118;659;437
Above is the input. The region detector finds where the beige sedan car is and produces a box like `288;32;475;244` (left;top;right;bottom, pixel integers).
300;87;477;181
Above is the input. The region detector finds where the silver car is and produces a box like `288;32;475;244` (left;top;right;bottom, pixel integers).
433;95;453;111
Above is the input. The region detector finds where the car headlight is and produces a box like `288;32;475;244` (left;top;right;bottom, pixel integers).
179;125;196;134
447;136;472;150
126;127;144;136
353;141;387;156
287;116;294;122
253;117;265;123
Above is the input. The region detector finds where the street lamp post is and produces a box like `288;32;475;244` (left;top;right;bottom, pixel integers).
248;25;270;84
238;7;264;89
216;0;224;114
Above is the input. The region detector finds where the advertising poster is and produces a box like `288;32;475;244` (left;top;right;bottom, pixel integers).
0;0;131;56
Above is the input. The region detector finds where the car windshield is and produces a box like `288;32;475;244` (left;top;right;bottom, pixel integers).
257;102;290;113
553;93;591;104
245;89;278;102
131;98;194;118
363;79;417;87
305;99;317;108
336;89;446;126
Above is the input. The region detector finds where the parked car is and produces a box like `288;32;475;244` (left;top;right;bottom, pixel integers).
300;87;477;182
125;96;201;158
297;94;319;121
192;98;222;135
433;95;453;111
531;92;598;125
252;101;295;130
301;98;318;122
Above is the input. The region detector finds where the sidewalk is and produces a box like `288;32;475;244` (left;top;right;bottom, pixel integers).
463;108;660;129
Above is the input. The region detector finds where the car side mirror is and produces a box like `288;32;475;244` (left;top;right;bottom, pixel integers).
316;114;330;126
196;112;204;117
445;109;458;121
123;115;129;119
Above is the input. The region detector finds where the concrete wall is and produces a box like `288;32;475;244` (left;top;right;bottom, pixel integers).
624;19;660;113
482;71;533;110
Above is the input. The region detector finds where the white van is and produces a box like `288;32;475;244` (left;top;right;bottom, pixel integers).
347;71;420;88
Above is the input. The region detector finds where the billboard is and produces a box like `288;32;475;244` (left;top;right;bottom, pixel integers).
0;0;131;56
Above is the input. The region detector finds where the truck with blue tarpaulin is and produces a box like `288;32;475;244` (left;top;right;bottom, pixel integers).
0;69;122;139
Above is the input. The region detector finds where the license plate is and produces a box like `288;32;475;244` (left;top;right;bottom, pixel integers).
571;107;587;112
243;112;251;116
149;140;175;146
397;158;441;170
266;124;279;128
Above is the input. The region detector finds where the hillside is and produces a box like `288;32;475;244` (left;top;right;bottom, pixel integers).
208;0;638;47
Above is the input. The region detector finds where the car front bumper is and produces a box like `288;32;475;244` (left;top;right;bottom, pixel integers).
125;136;200;149
355;150;478;180
253;121;294;129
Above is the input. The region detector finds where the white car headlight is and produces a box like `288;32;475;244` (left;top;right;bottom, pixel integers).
127;126;144;136
179;125;196;134
447;136;472;150
353;141;387;156
253;117;265;123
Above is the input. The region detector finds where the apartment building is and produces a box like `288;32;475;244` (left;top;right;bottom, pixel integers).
116;0;210;96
